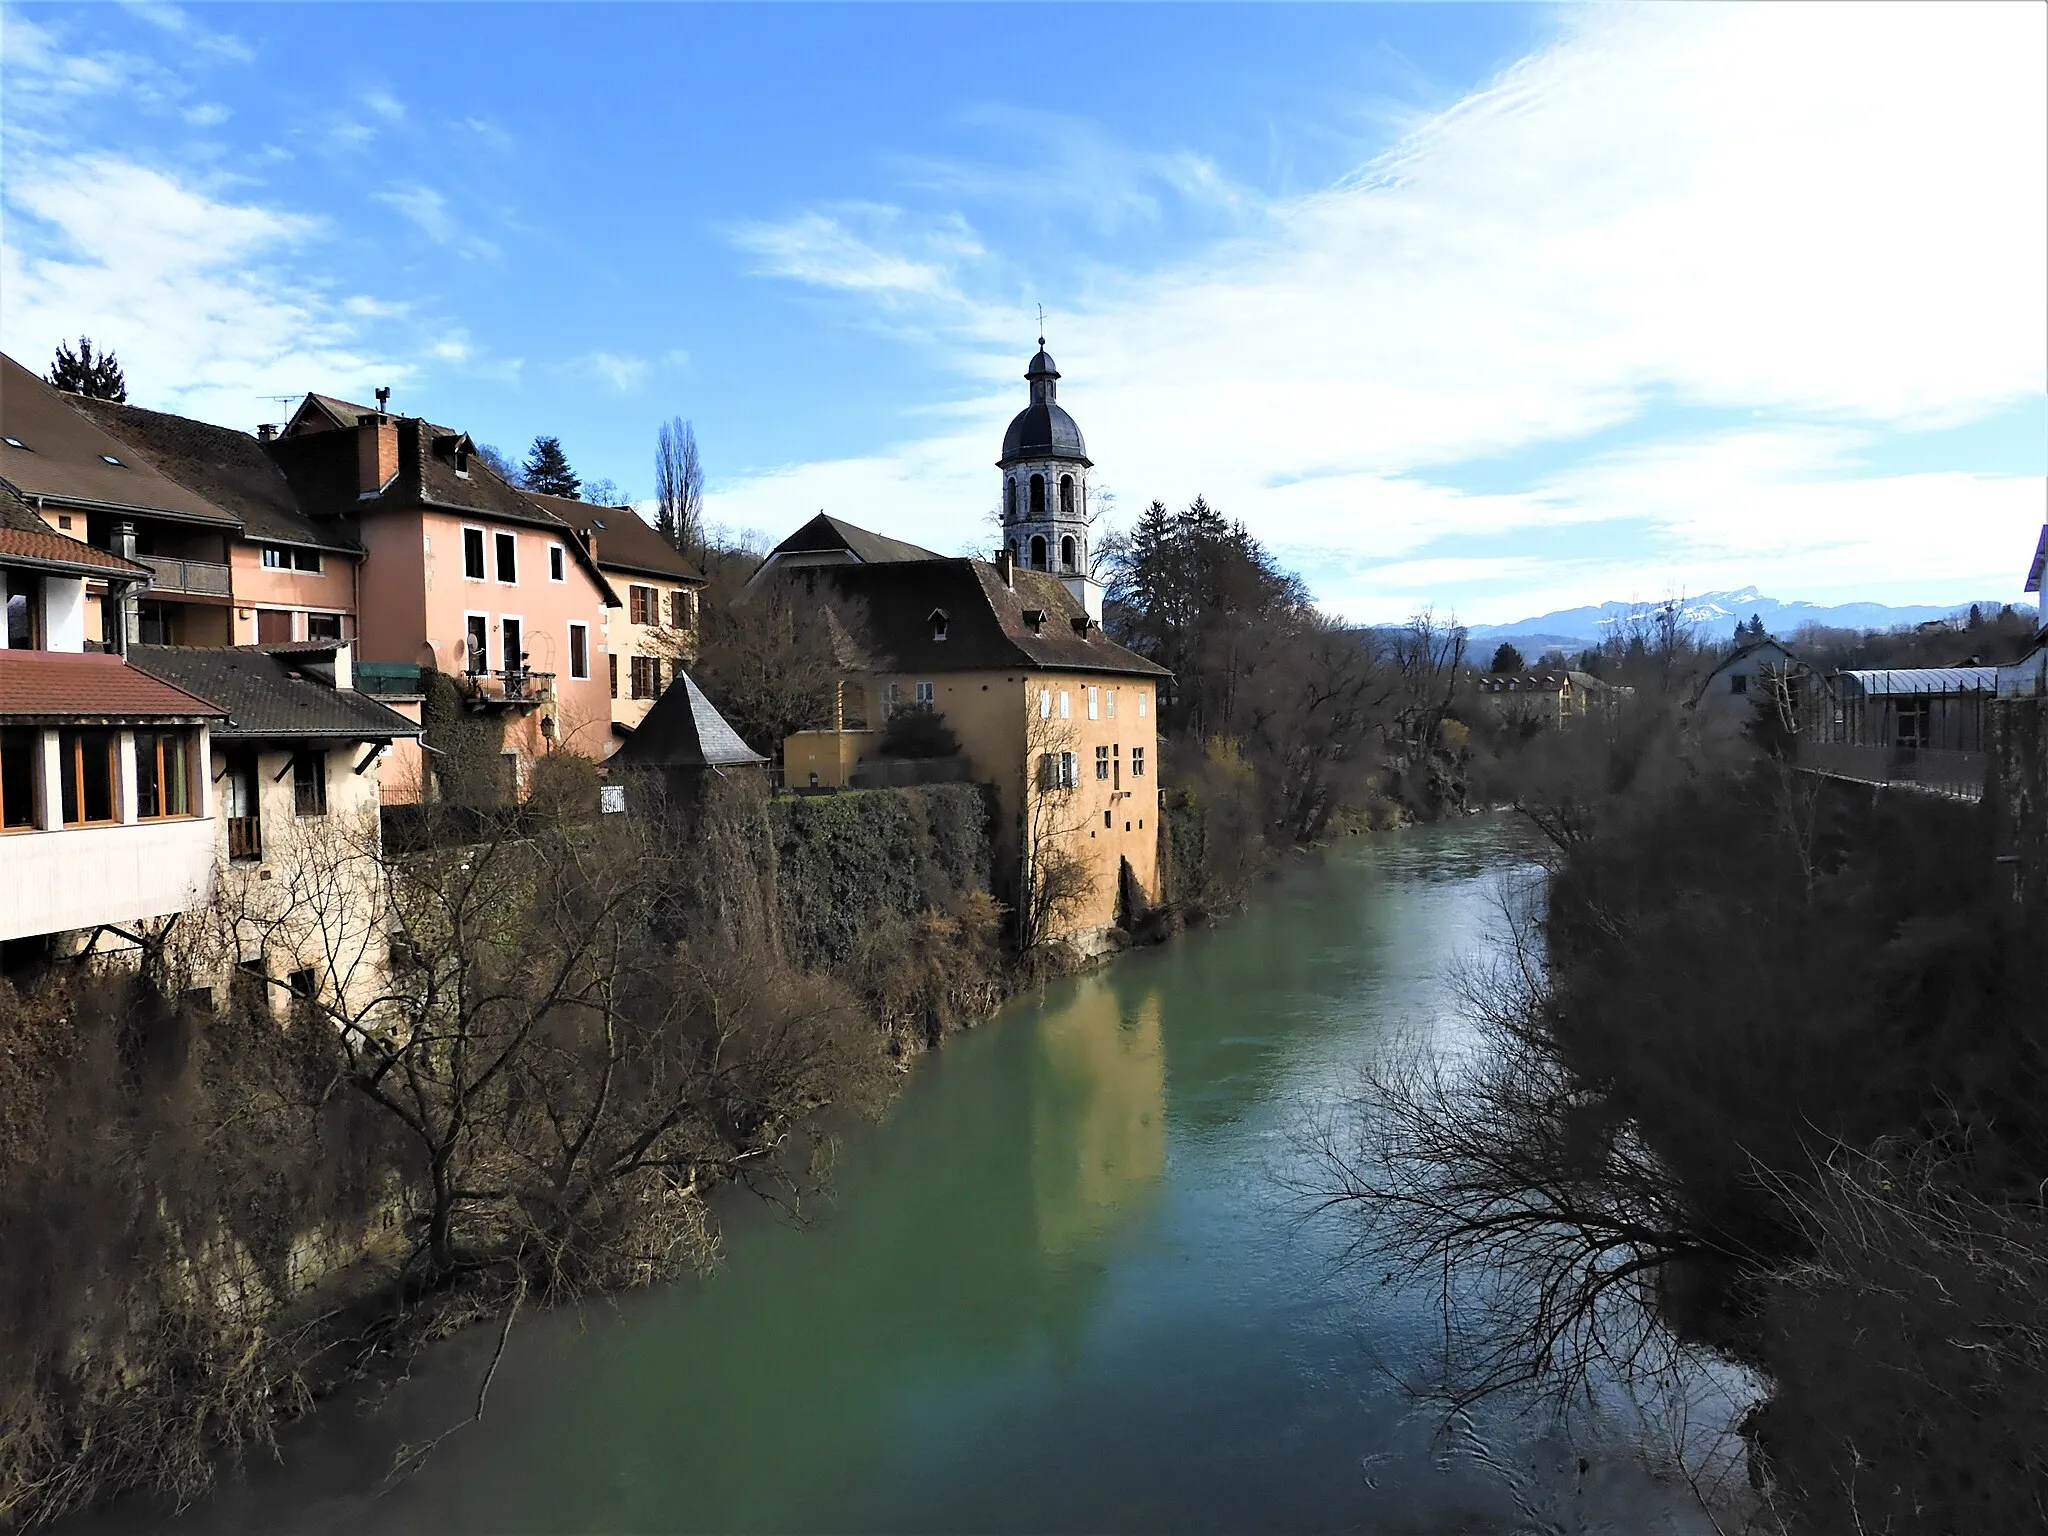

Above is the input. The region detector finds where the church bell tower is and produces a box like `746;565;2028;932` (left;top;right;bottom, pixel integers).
997;338;1100;619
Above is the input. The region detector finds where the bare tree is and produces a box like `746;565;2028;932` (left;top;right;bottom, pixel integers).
1018;707;1098;950
655;417;704;562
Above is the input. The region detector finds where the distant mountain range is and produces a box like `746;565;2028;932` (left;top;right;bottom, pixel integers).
1464;587;2037;652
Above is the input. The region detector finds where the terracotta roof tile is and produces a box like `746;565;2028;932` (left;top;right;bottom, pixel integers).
0;651;227;719
0;525;152;578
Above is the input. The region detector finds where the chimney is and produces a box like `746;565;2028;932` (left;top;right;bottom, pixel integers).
995;546;1014;588
257;423;276;442
357;415;399;494
375;386;391;415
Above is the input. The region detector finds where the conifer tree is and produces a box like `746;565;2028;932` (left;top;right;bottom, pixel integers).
1488;642;1526;674
46;336;127;401
522;436;581;498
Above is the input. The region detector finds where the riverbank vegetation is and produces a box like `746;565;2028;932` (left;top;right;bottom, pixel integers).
0;773;1006;1527
1315;608;2048;1532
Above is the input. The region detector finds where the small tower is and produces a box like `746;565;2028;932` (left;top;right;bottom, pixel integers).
997;338;1100;619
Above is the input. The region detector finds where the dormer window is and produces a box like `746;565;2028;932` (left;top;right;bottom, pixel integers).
1022;608;1046;633
929;609;949;642
455;446;471;478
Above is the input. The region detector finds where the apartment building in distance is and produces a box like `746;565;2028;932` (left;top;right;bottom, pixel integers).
522;490;706;740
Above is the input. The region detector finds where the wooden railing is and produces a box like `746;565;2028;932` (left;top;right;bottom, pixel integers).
226;816;262;861
140;555;233;597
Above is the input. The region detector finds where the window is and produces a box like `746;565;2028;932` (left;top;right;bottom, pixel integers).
1058;690;1070;719
59;729;116;825
306;612;343;641
630;655;662;699
1061;535;1077;572
463;527;486;580
288;967;319;1003
1087;686;1099;720
1030;473;1046;515
464;614;488;675
929;608;949;642
1;726;37;829
1038;688;1051;719
568;622;590;680
454;445;471;478
1037;751;1078;791
1138;691;1148;718
1104;809;1112;829
99;453;123;466
494;531;517;583
1095;744;1110;780
233;958;269;1021
5;573;41;648
1005;477;1017;519
501;617;523;674
135;729;193;819
1729;673;1749;695
223;752;259;861
669;590;696;629
1060;475;1075;516
260;545;320;572
549;545;566;582
1030;534;1047;570
1132;746;1146;777
884;680;902;715
1;436;25;449
629;585;657;626
1106;689;1116;720
256;609;293;643
609;653;618;699
292;751;328;817
915;680;935;708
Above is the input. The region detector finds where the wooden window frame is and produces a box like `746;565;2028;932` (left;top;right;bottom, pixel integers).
493;530;518;585
463;612;489;675
134;728;196;821
292;750;329;818
567;621;590;681
548;543;567;583
0;724;39;832
59;727;119;827
462;526;487;581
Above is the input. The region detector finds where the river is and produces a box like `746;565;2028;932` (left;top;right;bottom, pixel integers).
109;820;1740;1534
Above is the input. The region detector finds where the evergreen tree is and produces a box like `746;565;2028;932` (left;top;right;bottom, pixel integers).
46;336;127;401
1488;642;1526;674
522;436;581;498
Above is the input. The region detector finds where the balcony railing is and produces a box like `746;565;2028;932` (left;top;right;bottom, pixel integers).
140;554;233;597
1799;741;1987;802
227;816;262;862
462;669;554;706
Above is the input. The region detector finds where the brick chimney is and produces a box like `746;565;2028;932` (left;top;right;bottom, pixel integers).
995;546;1014;588
357;414;399;494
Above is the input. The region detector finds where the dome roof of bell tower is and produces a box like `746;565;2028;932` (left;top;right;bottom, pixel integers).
999;339;1091;467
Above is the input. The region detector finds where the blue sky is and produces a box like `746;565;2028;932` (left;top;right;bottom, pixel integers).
3;2;2042;624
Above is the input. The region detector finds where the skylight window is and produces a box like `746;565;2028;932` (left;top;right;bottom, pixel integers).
2;437;26;450
99;454;123;466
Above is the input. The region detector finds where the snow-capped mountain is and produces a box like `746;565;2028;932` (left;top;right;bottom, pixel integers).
1464;588;2035;651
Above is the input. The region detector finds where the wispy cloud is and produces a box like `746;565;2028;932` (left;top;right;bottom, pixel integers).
577;350;650;393
375;183;500;260
717;2;2046;621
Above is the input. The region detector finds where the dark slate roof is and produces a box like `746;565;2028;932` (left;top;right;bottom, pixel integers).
128;644;423;741
1000;399;1089;465
0;650;226;720
611;671;765;768
521;490;704;582
0;354;239;526
768;512;941;565
67;396;361;552
804;557;1168;679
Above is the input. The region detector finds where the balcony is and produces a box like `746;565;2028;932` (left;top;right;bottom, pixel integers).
0;817;218;943
140;555;233;598
461;669;554;708
1799;741;1987;802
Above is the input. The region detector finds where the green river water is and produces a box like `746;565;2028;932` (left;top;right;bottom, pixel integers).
111;820;1738;1534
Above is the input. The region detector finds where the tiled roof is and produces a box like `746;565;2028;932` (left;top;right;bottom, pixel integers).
767;512;942;566
800;557;1168;679
612;671;765;768
0;480;150;577
67;396;360;552
522;491;705;582
129;645;423;741
0;650;227;720
0;354;240;527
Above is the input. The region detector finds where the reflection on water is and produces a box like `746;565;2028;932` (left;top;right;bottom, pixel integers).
78;820;1735;1536
1032;983;1166;1257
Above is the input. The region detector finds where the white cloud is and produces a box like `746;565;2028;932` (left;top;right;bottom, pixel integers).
720;2;2046;620
0;152;412;427
375;183;500;260
362;87;404;124
182;101;230;127
577;351;650;393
